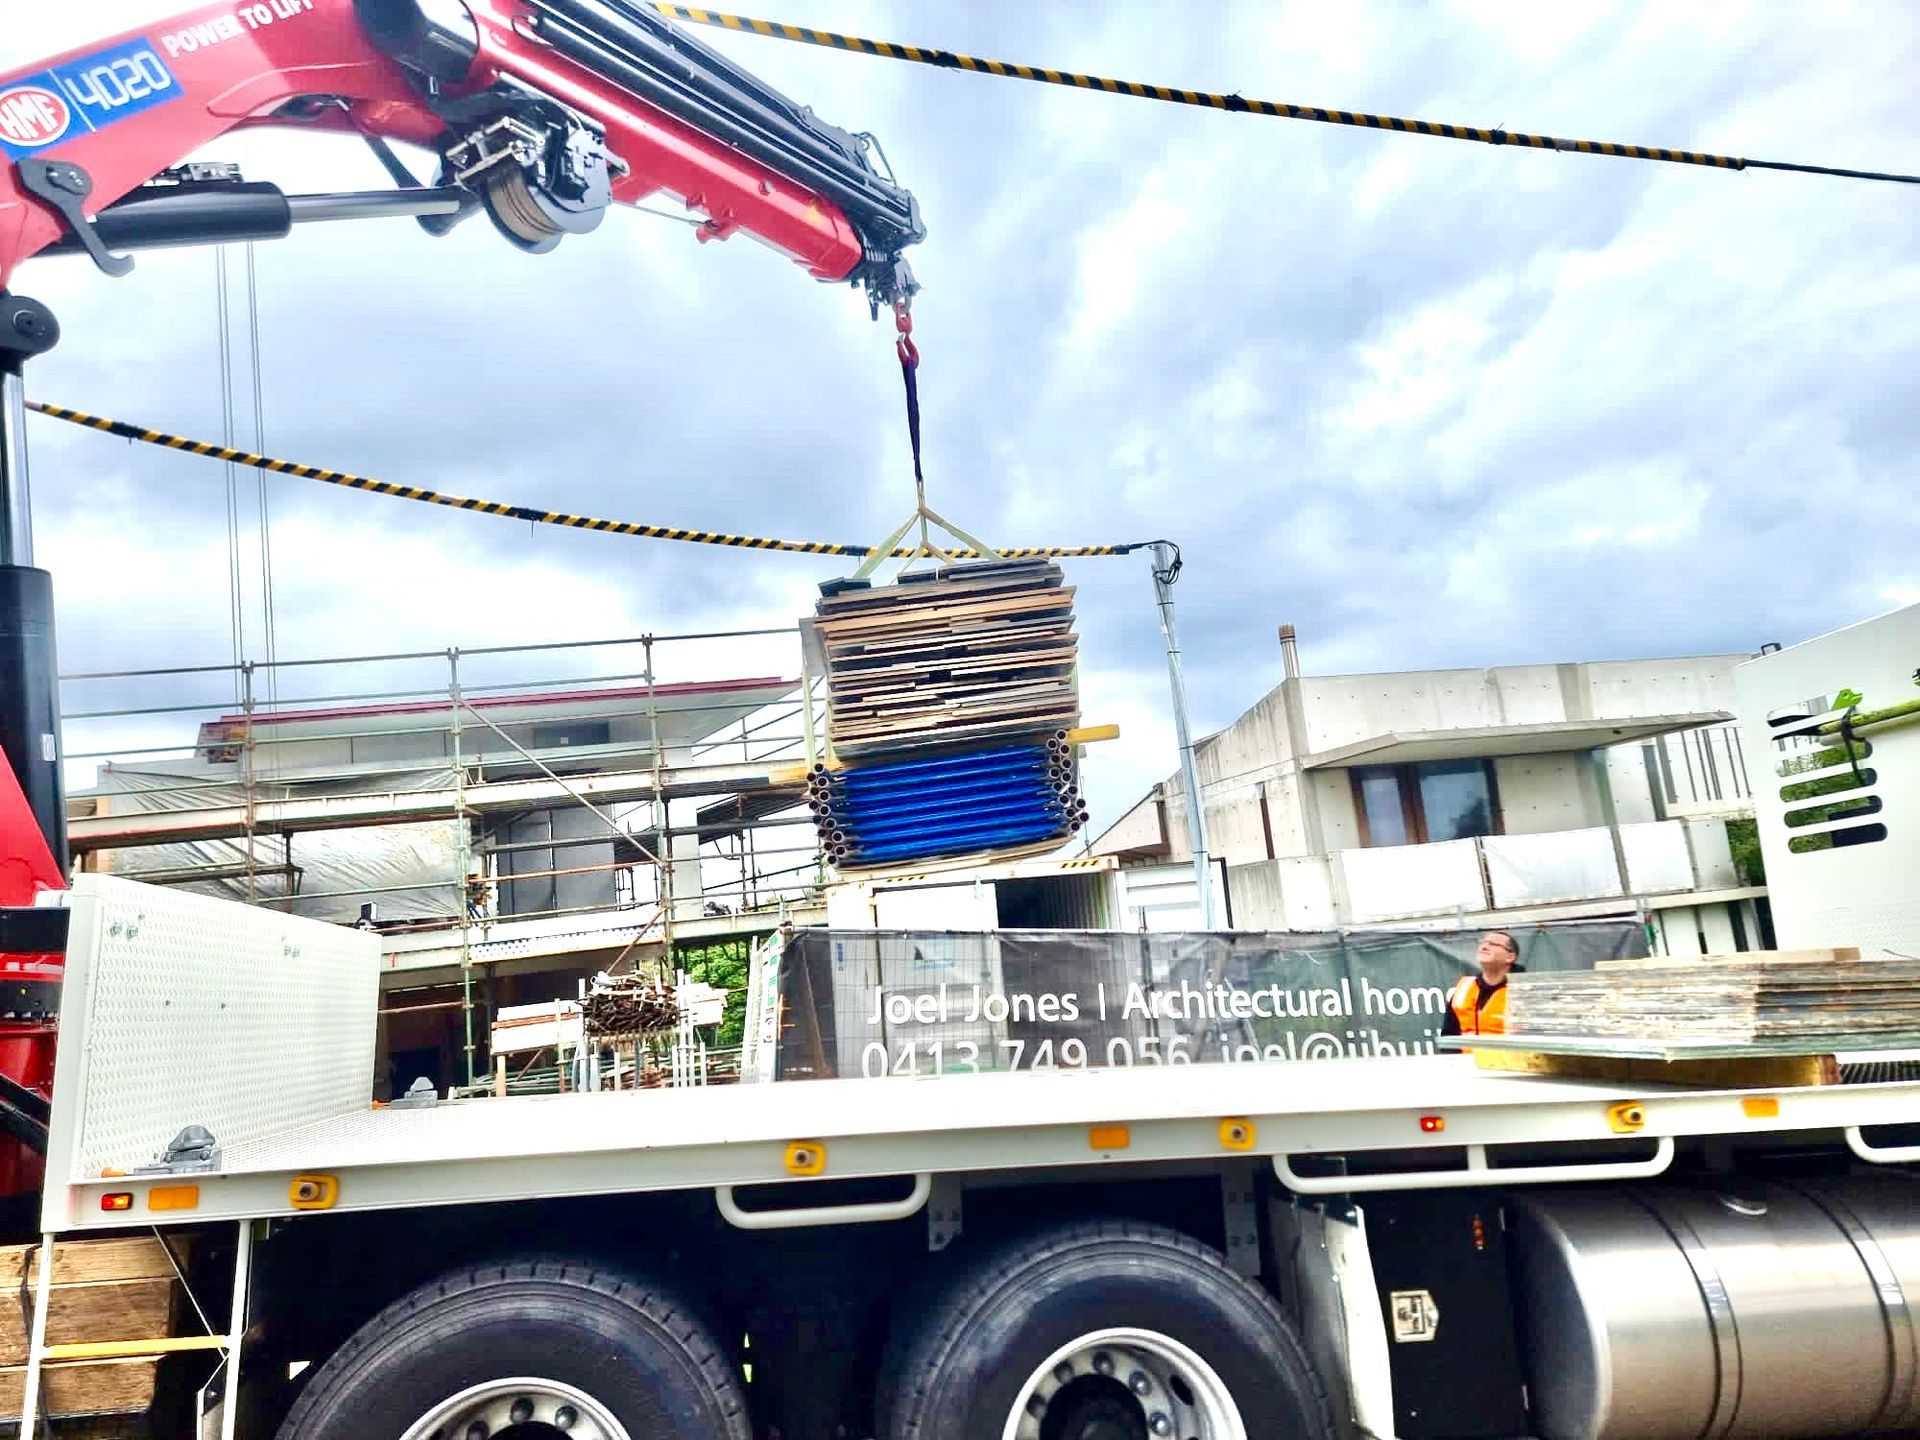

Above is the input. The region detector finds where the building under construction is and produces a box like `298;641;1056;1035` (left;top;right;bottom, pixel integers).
61;625;830;1096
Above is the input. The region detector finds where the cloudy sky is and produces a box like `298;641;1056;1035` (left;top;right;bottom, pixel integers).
4;1;1917;830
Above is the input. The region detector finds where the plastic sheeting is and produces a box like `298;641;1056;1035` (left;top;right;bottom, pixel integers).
1622;820;1696;893
1339;839;1484;922
770;920;1646;1081
83;767;464;923
1482;828;1622;907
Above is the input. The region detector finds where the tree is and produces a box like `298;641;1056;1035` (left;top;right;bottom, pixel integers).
674;937;752;1049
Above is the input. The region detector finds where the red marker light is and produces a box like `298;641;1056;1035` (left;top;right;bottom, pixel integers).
1419;1115;1445;1133
100;1192;133;1212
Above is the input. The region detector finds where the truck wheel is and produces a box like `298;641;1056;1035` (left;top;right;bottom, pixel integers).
882;1220;1330;1440
276;1257;749;1440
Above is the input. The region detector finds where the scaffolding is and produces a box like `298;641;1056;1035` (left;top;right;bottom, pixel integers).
58;625;831;1088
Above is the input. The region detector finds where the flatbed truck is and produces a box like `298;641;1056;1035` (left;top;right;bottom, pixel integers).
14;863;1919;1440
14;596;1919;1440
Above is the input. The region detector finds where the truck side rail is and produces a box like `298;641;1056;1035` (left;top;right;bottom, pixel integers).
715;1172;933;1229
1845;1125;1920;1166
1274;1136;1675;1194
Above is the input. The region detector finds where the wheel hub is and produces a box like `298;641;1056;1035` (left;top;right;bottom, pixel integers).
1044;1381;1149;1440
1006;1329;1245;1440
401;1377;632;1440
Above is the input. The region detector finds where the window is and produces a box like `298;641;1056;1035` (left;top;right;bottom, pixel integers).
1418;760;1497;841
1357;769;1411;846
526;720;612;750
1351;760;1501;846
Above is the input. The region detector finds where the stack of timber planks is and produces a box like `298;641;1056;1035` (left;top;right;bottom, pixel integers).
813;559;1079;760
1503;950;1920;1046
807;559;1085;869
0;1236;187;1432
1470;948;1920;1087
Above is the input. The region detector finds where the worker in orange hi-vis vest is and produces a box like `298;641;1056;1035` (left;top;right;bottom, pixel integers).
1442;930;1524;1039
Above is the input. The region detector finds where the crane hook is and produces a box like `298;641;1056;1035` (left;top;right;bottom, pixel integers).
893;299;923;488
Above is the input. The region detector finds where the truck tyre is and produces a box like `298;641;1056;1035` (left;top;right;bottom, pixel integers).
277;1257;750;1440
881;1220;1330;1440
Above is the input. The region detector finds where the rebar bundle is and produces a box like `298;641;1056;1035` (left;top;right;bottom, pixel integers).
582;981;681;1037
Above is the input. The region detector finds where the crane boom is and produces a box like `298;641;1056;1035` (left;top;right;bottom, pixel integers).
0;0;922;298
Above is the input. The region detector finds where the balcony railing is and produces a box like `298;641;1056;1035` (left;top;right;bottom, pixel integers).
1651;723;1752;818
1335;820;1715;924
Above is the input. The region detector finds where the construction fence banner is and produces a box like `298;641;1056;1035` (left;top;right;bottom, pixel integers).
759;921;1646;1081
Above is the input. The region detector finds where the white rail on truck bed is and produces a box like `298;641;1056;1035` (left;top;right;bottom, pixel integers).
39;876;1920;1235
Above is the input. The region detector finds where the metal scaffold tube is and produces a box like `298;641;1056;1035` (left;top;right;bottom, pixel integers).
644;635;671;966
47;619;833;985
241;662;258;904
1149;543;1215;928
449;647;477;1091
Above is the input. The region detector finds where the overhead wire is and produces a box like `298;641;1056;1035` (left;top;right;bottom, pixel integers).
650;5;1919;186
25;401;1137;560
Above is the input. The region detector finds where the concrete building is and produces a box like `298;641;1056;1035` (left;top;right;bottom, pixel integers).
1092;639;1766;955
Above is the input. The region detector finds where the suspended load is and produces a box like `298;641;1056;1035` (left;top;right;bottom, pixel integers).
807;559;1088;868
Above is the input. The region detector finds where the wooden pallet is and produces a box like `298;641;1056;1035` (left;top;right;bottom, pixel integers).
834;648;1079;687
0;1360;157;1431
1474;1047;1842;1087
0;1236;188;1424
831;711;1081;758
1594;946;1861;969
828;615;1070;657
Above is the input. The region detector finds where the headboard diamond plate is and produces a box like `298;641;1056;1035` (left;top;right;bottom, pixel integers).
48;875;380;1188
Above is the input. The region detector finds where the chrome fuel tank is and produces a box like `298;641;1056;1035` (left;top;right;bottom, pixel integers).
1510;1176;1920;1439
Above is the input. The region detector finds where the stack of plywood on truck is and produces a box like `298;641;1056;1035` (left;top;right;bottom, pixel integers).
1471;948;1920;1087
1591;947;1862;969
1505;950;1920;1044
0;1236;187;1431
813;560;1079;758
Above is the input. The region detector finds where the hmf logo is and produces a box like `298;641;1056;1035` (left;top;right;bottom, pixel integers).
0;86;71;148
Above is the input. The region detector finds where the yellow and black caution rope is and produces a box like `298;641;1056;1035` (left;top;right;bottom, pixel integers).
26;401;1129;560
653;5;1918;186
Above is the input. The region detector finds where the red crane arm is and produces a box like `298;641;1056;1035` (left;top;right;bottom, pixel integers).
0;759;59;909
0;0;921;295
